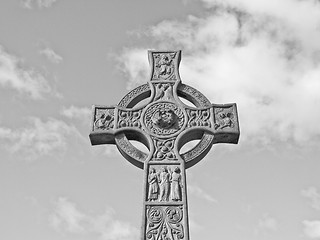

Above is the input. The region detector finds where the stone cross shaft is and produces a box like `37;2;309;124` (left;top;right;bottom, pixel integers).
89;50;240;240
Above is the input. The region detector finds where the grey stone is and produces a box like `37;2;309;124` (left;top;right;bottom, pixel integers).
89;50;240;240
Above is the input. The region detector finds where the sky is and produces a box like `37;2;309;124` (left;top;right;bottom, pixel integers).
0;0;320;240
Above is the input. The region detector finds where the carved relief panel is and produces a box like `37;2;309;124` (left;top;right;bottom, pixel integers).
152;52;177;81
146;205;184;240
213;106;237;131
93;108;115;130
147;165;183;203
118;109;142;128
152;137;177;161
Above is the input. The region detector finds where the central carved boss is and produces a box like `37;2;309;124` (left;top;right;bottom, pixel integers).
143;102;185;137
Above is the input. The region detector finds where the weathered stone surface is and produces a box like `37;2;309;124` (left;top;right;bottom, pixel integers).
89;50;240;240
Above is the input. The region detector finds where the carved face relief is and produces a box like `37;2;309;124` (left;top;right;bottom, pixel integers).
143;102;185;137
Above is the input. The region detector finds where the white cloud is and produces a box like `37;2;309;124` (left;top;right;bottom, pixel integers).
188;184;218;203
49;197;139;240
303;220;320;239
118;0;320;146
61;105;91;124
21;0;58;9
0;45;52;99
39;47;63;64
302;187;320;211
116;48;149;90
0;117;84;160
50;198;86;233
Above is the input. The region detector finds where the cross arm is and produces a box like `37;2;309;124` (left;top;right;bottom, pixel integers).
89;104;147;146
183;103;240;145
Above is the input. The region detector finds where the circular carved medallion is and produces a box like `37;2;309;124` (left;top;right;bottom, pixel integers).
143;102;185;137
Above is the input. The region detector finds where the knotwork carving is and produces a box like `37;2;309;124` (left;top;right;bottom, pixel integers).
153;137;176;161
144;102;184;137
214;107;235;130
146;206;184;240
178;84;211;108
182;134;214;163
115;136;148;161
118;83;150;108
118;110;142;128
94;108;115;130
152;53;176;80
186;109;211;128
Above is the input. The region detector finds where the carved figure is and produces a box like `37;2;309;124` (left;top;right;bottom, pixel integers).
148;168;159;201
156;54;173;78
215;112;233;130
158;167;171;201
170;167;182;201
94;110;114;130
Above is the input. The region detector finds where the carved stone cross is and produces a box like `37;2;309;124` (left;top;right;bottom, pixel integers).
89;50;240;240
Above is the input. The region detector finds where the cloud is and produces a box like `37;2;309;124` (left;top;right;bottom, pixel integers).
60;105;91;124
188;184;218;203
49;197;139;240
0;117;84;160
0;45;52;99
302;187;320;211
21;0;58;9
116;48;149;90
303;220;320;239
39;47;63;64
118;0;320;146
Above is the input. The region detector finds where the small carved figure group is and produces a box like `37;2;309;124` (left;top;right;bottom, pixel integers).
214;112;234;130
155;54;174;78
148;166;182;202
94;110;114;130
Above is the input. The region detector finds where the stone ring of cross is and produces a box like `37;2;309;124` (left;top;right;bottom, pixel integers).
90;50;239;169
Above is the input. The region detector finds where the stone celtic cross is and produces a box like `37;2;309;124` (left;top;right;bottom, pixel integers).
89;50;240;240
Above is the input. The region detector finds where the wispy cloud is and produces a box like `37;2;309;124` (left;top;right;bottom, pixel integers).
21;0;59;9
118;0;320;146
60;105;91;124
188;184;217;203
49;197;139;240
0;117;84;160
39;47;63;64
303;220;320;239
0;45;52;99
302;187;320;211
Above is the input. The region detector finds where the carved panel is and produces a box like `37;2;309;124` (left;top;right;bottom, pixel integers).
118;110;142;128
147;165;183;202
144;102;185;137
153;83;174;101
94;108;115;130
152;52;177;81
214;106;236;131
186;109;211;128
152;137;176;161
146;205;184;240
